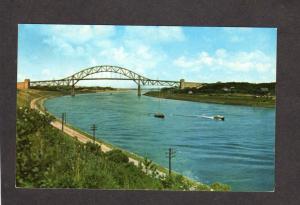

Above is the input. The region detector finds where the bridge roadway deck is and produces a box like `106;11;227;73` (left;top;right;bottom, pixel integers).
30;78;180;84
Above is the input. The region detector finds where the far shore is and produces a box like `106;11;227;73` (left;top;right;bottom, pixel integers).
144;91;275;108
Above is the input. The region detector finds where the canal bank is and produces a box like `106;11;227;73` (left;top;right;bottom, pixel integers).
24;89;229;191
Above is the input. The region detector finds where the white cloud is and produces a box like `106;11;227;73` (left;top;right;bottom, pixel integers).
93;26;116;37
17;72;27;82
230;35;243;43
223;27;253;32
41;25;116;56
174;51;214;70
173;56;191;68
173;49;276;74
43;36;87;56
104;47;128;62
98;43;166;76
41;68;51;76
198;52;213;66
40;25;170;77
124;26;186;43
215;49;227;57
95;40;114;48
223;27;253;43
43;26;184;58
43;25;116;44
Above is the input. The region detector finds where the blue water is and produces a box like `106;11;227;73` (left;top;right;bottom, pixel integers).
45;91;275;191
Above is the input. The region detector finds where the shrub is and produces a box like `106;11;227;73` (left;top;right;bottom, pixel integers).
105;149;129;164
210;182;231;191
85;142;102;156
17;107;53;136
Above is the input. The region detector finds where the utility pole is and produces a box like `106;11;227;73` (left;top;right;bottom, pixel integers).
64;112;67;124
165;148;176;176
61;113;65;131
90;124;97;144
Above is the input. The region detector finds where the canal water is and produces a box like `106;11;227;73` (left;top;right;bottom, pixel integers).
45;91;275;191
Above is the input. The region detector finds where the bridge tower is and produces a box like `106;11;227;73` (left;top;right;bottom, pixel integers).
180;79;185;89
137;76;141;96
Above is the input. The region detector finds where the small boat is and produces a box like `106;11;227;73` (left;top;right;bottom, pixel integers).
213;115;225;121
154;112;165;118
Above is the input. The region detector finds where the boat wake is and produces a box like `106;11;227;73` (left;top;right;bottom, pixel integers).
171;114;224;121
198;115;214;120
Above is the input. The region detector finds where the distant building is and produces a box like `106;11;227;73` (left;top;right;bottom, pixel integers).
188;90;193;94
229;86;236;93
222;87;230;92
180;79;202;89
17;79;30;89
260;87;269;92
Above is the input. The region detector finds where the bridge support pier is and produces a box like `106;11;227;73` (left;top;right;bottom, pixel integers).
137;77;141;96
137;83;141;96
71;79;75;96
71;86;75;96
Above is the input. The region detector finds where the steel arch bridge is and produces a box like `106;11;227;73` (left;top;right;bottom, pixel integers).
30;65;199;96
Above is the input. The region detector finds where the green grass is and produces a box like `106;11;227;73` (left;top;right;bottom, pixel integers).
16;88;231;191
17;89;63;107
144;91;275;108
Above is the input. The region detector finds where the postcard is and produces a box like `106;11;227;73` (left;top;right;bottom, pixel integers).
16;24;276;192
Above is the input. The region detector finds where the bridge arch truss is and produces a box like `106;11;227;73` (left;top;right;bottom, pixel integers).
30;65;183;96
30;65;180;87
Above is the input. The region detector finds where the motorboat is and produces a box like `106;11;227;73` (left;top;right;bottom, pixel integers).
154;112;165;118
213;115;225;121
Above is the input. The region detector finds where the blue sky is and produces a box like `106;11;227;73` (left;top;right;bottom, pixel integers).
18;24;277;87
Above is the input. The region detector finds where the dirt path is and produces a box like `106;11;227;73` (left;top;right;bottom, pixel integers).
30;97;43;110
